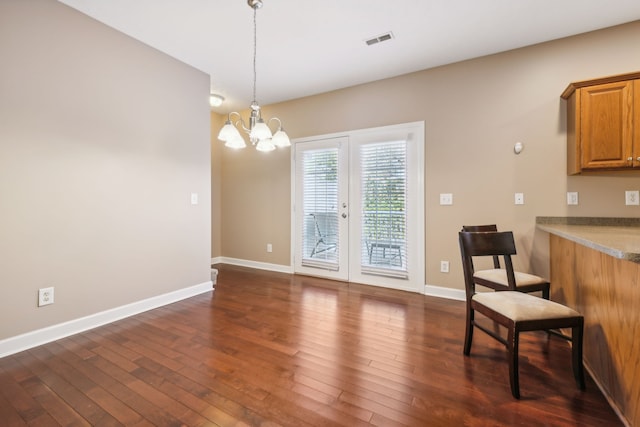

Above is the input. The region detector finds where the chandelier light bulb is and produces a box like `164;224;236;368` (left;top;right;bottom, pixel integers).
272;129;291;147
225;135;247;149
249;119;273;141
255;139;276;152
217;121;236;141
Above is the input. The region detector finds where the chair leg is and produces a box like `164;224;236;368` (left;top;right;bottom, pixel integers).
463;306;474;356
542;286;550;300
542;286;552;339
507;326;520;399
572;323;586;390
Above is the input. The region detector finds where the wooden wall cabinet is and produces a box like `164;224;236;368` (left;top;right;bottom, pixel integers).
561;71;640;175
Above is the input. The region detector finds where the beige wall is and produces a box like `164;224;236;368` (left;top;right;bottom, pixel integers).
211;114;224;258
215;21;640;290
0;0;211;340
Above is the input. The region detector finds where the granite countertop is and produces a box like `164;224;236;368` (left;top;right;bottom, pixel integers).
536;217;640;263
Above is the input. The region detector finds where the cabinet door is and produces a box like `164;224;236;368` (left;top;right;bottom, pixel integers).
635;80;640;167
580;80;633;170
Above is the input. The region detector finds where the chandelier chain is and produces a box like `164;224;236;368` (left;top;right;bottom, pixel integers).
252;6;257;103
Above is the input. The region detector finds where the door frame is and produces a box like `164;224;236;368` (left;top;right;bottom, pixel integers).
290;121;425;293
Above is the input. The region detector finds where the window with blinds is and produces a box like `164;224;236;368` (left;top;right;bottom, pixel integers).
301;148;339;269
360;140;408;278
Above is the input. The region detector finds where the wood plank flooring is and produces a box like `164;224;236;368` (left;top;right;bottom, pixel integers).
0;264;623;426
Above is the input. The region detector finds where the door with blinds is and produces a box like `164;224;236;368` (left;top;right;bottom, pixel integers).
294;137;349;281
293;122;424;292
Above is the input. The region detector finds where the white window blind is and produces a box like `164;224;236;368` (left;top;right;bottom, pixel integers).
301;148;339;269
360;140;408;278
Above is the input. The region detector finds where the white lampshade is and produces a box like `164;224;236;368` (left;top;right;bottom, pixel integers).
225;135;247;149
218;122;239;141
272;129;291;147
249;119;273;140
255;138;276;152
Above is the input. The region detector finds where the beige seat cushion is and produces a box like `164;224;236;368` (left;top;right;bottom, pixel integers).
474;268;547;287
473;291;581;321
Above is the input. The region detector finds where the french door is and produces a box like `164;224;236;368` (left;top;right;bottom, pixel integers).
293;122;424;293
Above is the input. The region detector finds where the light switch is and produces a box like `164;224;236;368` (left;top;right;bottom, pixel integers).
514;193;524;205
191;193;199;205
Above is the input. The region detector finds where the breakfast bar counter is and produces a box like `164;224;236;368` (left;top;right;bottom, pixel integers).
537;216;640;263
536;217;640;427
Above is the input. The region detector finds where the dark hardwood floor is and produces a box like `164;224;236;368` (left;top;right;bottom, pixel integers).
0;265;623;426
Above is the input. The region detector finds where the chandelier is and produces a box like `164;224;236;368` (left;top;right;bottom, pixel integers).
217;0;290;152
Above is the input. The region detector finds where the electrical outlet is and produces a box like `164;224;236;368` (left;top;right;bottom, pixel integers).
625;190;639;206
38;287;54;307
514;193;524;205
439;193;453;205
567;192;579;205
440;260;450;273
266;243;273;253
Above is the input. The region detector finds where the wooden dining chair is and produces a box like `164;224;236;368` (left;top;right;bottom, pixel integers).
458;230;585;398
461;224;550;299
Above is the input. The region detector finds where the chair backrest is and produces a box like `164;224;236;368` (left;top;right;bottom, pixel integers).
311;212;337;241
461;224;498;233
458;231;517;299
461;224;500;268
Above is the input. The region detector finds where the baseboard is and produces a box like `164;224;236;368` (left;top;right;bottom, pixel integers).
217;257;293;274
583;362;630;427
0;281;213;358
212;258;465;301
424;284;466;301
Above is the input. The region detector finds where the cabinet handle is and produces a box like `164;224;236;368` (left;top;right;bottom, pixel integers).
628;157;633;162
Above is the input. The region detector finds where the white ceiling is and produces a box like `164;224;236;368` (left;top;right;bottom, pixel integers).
58;0;640;113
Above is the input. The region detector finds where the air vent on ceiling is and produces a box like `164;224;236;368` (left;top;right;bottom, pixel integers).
365;32;394;46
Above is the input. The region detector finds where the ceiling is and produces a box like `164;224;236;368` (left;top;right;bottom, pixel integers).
58;0;640;113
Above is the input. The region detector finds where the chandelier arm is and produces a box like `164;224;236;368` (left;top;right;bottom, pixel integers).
226;111;248;133
267;117;282;130
236;119;251;134
227;111;242;122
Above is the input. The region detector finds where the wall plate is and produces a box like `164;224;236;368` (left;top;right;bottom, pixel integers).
625;190;639;206
514;193;524;205
439;193;453;205
38;287;54;307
